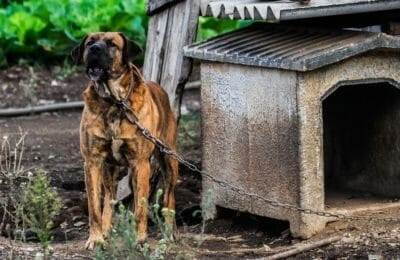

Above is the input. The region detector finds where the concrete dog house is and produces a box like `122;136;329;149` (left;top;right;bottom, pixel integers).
184;24;400;238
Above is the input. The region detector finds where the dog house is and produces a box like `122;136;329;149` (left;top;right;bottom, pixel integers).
184;24;400;238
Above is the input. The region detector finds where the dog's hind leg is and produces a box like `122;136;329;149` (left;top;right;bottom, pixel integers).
101;164;119;238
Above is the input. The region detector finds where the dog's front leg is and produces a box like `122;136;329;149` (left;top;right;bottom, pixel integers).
130;158;151;243
84;158;105;250
102;164;119;238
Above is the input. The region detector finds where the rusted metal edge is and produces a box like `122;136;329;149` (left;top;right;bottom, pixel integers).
184;24;400;71
147;0;184;16
200;0;400;21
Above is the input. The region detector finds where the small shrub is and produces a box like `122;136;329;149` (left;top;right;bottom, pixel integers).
0;130;29;239
21;169;62;255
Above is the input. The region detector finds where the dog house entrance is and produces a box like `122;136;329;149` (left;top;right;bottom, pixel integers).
323;81;400;211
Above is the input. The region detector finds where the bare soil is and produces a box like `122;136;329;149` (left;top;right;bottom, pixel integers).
0;66;399;259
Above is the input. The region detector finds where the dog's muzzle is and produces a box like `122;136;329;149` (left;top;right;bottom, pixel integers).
86;43;110;81
87;67;105;81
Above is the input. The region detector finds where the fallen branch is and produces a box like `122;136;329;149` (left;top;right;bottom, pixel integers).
0;81;200;117
192;245;272;256
265;235;341;260
0;101;84;117
182;233;227;242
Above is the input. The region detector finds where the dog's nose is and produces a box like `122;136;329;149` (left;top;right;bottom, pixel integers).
89;43;102;53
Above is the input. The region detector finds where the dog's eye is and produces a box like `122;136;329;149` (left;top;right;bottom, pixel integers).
107;41;117;48
87;39;95;46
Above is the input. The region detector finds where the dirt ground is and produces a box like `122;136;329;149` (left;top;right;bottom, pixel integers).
0;66;399;259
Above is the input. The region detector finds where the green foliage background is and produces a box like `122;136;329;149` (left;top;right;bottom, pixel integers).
196;17;252;43
0;0;148;66
0;0;250;67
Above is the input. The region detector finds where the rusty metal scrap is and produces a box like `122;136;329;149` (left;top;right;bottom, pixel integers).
200;0;400;21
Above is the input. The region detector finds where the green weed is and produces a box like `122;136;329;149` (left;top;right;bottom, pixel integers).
94;204;139;259
192;189;213;247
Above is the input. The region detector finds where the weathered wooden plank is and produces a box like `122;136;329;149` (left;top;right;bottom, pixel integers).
147;0;184;16
143;0;200;116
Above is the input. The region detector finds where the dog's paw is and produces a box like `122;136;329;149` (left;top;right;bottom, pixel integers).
137;232;148;244
136;240;147;251
85;234;104;250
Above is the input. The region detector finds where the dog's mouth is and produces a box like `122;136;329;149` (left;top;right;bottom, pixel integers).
87;67;106;81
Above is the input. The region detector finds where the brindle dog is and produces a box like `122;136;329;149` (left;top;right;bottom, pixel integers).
71;32;178;250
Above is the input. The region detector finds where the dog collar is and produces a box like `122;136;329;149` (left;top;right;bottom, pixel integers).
92;68;135;105
92;69;140;123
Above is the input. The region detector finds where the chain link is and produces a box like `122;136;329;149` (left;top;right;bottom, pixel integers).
120;103;400;223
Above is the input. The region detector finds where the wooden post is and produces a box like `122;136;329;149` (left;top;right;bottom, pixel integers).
143;0;200;117
117;0;200;203
147;0;184;16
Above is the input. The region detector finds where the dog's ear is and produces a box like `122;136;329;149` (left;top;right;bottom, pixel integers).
119;32;143;63
71;35;88;64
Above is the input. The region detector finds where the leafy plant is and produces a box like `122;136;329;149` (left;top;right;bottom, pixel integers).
21;169;62;256
0;0;148;66
0;1;254;66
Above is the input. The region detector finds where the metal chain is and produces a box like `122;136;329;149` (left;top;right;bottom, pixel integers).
120;102;400;223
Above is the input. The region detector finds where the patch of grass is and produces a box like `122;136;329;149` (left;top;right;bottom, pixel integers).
95;190;176;259
95;189;205;259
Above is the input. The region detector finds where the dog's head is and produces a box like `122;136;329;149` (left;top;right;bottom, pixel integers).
71;32;142;81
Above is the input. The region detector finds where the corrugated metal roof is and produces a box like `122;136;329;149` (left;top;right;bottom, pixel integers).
184;24;400;71
200;0;400;21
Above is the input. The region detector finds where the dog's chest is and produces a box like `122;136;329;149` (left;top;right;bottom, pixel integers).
105;111;126;162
